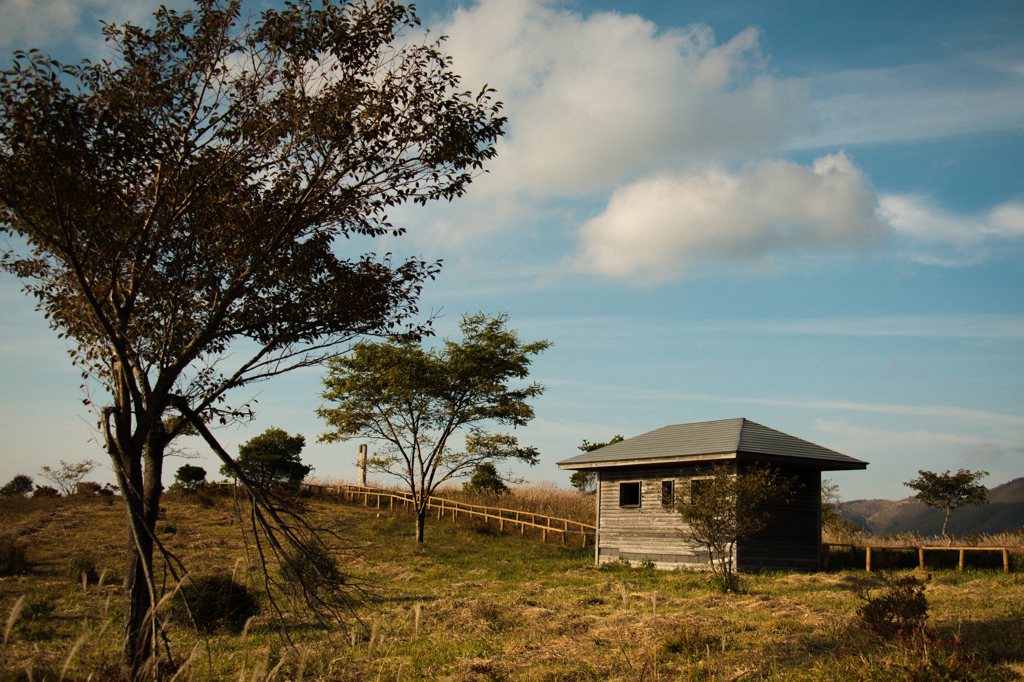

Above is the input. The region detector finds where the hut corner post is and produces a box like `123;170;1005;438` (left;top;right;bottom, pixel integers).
358;444;367;487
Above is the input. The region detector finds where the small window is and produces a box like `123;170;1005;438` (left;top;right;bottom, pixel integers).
619;482;641;507
688;479;712;505
661;480;675;508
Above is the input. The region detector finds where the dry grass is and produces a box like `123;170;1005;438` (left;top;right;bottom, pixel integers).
824;526;1024;548
2;491;1022;680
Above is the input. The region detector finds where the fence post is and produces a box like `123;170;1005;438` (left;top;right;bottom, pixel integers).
919;548;925;570
958;549;965;572
866;546;872;572
1004;549;1010;574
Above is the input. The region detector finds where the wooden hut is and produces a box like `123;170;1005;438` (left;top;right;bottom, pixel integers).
557;418;867;571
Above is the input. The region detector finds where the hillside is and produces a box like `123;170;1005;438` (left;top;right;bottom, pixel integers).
842;477;1024;537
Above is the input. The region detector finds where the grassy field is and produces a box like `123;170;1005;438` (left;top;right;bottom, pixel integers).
1;491;1022;681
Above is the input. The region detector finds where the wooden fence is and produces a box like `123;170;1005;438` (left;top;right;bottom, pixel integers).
296;483;597;547
823;542;1016;574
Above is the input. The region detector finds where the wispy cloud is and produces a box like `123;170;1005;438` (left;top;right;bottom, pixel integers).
558;381;1024;427
693;313;1024;339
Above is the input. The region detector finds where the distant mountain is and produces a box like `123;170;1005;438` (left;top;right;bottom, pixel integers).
841;477;1024;537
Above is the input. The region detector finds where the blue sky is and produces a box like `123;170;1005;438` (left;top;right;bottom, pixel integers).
1;0;1022;503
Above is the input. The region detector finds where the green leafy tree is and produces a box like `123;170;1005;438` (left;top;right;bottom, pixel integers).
319;313;550;543
0;474;34;497
463;462;510;495
174;465;208;492
905;469;989;538
676;464;797;592
38;459;98;497
225;428;311;489
569;435;623;493
0;0;503;674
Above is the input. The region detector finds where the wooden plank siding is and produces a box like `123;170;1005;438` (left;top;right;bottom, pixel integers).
596;463;733;569
735;465;821;571
596;463;822;572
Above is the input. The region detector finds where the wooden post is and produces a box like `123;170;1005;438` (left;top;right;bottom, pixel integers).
561;530;565;547
1004;549;1010;574
499;517;504;533
919;548;925;570
958;549;965;572
866;546;872;573
823;545;830;571
542;528;547;542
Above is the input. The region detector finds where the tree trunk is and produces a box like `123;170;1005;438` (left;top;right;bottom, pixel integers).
415;508;426;544
116;419;168;679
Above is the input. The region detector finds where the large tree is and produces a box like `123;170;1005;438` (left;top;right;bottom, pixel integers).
0;0;503;675
318;313;550;543
569;435;623;493
905;468;989;538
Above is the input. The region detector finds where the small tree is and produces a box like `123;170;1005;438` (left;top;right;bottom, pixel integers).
0;474;34;497
318;313;550;543
676;464;797;591
38;459;98;497
569;435;624;493
174;465;208;492
904;469;989;538
463;462;510;495
224;428;311;490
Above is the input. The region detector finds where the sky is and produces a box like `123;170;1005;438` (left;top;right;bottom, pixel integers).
1;0;1022;503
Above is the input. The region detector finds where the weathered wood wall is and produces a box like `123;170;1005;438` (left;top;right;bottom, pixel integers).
596;463;737;568
596;462;822;571
736;464;821;571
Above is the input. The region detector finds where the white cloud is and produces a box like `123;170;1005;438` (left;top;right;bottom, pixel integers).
441;0;806;199
570;151;887;283
880;195;1024;265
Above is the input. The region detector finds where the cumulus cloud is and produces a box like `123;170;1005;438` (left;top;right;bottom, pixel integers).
880;195;1024;265
962;443;1004;465
441;0;806;198
570;151;887;283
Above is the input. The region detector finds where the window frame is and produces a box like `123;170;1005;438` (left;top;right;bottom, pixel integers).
618;481;642;508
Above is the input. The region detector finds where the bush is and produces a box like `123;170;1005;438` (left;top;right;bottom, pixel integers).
32;486;59;498
856;573;929;637
75;481;102;496
462;462;510;496
280;543;343;599
0;474;34;497
68;554;100;584
168;573;260;633
0;532;28;575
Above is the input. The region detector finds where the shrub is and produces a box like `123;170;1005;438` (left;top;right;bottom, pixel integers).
32;486;59;498
280;543;343;600
0;532;28;575
0;474;34;497
75;481;102;496
462;462;510;496
168;573;260;634
856;573;929;637
68;554;100;584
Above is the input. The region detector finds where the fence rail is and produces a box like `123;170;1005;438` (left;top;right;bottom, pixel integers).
295;482;596;547
823;542;1016;574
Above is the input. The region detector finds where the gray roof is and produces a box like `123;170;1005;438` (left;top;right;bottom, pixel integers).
557;418;867;471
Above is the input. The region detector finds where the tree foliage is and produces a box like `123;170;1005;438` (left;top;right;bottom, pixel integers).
38;459;98;497
676;464;797;591
0;474;34;497
226;428;311;489
0;0;503;674
463;462;510;496
569;435;623;494
174;464;207;492
319;313;549;543
904;468;989;538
